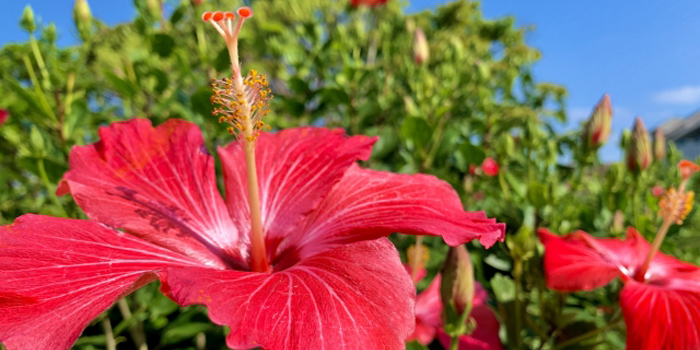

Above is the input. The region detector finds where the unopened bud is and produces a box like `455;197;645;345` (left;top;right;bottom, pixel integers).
43;23;57;44
73;0;92;41
0;110;8;127
582;94;612;149
481;157;499;177
440;245;474;317
192;0;204;6
612;210;625;232
413;28;429;65
626;117;652;172
147;0;162;20
20;5;36;33
654;128;666;161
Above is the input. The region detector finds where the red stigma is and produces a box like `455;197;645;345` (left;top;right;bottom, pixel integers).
224;11;235;20
201;11;213;21
212;11;224;21
237;7;253;18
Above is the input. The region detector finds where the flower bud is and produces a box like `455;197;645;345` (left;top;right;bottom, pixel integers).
413;28;429;65
612;210;625;232
350;0;389;8
626;117;652;172
147;0;162;20
582;94;612;149
0;110;8;127
192;0;204;6
654;128;666;161
43;23;57;44
440;245;474;317
652;186;664;198
20;5;36;33
481;158;499;177
73;0;92;41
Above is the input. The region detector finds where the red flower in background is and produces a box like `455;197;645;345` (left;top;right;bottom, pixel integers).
481;158;499;177
350;0;389;7
652;185;664;197
0;110;8;127
407;275;503;349
0;119;505;350
539;227;700;350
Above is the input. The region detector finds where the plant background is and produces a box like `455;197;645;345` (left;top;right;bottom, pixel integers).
1;0;698;349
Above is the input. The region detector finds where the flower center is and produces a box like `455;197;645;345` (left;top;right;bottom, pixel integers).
204;8;270;273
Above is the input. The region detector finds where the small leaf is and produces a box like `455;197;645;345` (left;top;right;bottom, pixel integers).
400;117;432;150
151;33;175;57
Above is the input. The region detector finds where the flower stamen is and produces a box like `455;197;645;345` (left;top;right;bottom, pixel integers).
204;7;270;273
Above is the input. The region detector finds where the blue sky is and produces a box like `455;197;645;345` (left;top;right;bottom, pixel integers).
3;1;700;161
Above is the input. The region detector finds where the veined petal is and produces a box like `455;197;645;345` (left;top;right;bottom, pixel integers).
219;127;375;257
621;260;700;350
409;275;442;345
0;215;200;350
58;119;242;269
277;165;504;264
538;227;650;291
165;238;415;350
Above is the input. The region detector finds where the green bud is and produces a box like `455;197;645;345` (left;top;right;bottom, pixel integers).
413;27;429;65
147;0;162;20
73;0;92;41
440;245;474;317
626;117;652;172
43;23;57;44
654;128;666;161
20;5;36;33
582;94;612;149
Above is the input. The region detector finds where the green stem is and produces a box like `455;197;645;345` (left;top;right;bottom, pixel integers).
29;34;52;90
514;259;523;350
101;317;117;350
22;55;57;123
552;313;623;350
37;158;68;217
450;335;459;350
117;298;148;350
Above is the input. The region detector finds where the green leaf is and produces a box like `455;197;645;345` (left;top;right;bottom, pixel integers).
400;117;432;151
456;142;485;171
527;181;549;208
191;86;214;118
151;33;175;57
104;71;137;98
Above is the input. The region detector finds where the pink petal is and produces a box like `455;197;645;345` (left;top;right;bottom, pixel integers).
408;275;443;344
538;228;650;291
437;283;503;350
219;127;375;257
0;215;200;350
58;119;242;269
404;263;427;284
278;164;504;264
165;238;415;350
620;259;700;350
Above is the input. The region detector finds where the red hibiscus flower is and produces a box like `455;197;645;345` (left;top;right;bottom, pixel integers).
0;109;8;127
539;227;700;350
0;119;505;350
481;158;499;177
350;0;389;8
407;275;503;349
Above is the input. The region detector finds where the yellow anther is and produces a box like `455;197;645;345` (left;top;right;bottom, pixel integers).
407;244;430;270
660;187;695;225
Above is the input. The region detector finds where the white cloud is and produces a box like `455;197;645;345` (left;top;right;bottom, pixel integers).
653;86;700;105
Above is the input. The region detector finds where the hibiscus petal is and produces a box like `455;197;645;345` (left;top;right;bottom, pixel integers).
165;238;415;350
219;127;375;256
278;164;505;264
621;264;700;350
409;275;442;345
58;119;242;269
0;215;200;350
538;227;650;291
